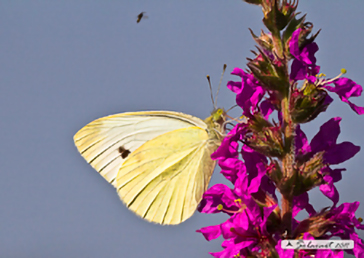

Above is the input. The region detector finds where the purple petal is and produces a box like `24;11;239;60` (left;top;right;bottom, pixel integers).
210;240;254;258
351;233;364;258
322;77;364;115
330;168;344;182
219;158;246;184
227;80;242;94
231;67;245;78
228;68;266;116
310;117;341;153
324;141;360;165
290;43;320;81
198;184;236;214
289;28;301;58
260;99;276;119
289;28;320;81
221;216;242;238
293;193;316;217
248;163;267;193
330;78;362;99
244;196;262;223
346;100;364;114
295;125;311;155
320;174;339;206
300;43;319;65
211;136;239;160
197;224;222;241
290;59;306;81
241;145;267;180
315;250;344;258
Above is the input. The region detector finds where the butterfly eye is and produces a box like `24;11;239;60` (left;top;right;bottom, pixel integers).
118;146;131;159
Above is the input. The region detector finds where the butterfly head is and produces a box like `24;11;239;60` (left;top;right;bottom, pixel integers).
204;108;226;140
212;108;225;123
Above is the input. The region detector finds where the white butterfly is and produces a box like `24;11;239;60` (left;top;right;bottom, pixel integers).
74;109;226;225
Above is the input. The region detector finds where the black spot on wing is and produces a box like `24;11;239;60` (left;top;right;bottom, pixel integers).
118;146;131;159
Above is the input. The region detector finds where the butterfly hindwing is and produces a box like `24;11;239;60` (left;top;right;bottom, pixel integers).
115;126;217;225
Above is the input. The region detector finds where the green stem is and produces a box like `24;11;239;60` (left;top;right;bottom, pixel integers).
280;95;296;237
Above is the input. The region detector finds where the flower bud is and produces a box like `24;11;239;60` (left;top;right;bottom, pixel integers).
290;81;331;123
293;152;325;196
244;114;285;158
247;46;288;93
262;0;298;33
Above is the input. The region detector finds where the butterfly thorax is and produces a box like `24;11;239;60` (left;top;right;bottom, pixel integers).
204;108;226;144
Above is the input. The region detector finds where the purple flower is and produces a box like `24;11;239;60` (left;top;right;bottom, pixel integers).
320;77;364;115
289;28;320;82
197;160;278;257
227;67;266;117
211;123;246;161
295;118;360;203
289;28;364;115
309;117;360;165
295;117;360;164
203;204;277;258
324;202;364;257
198;152;267;214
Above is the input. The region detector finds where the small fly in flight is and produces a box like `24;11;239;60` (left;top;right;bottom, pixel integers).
137;12;148;23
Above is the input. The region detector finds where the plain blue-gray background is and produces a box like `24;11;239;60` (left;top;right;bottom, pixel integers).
1;1;363;257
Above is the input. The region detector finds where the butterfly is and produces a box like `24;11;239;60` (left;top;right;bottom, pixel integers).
73;65;229;225
74;109;226;225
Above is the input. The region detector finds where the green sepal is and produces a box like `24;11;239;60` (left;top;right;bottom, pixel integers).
263;1;289;32
268;160;283;186
292;152;325;196
293;208;336;239
249;65;289;93
245;114;285;158
249;28;274;52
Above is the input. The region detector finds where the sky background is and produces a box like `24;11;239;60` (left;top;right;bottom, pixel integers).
1;1;364;257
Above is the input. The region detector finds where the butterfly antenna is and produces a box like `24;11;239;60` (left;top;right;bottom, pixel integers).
226;104;238;113
214;64;227;109
206;75;216;109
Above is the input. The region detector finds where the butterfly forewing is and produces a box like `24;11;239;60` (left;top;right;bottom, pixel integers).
74;111;206;186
